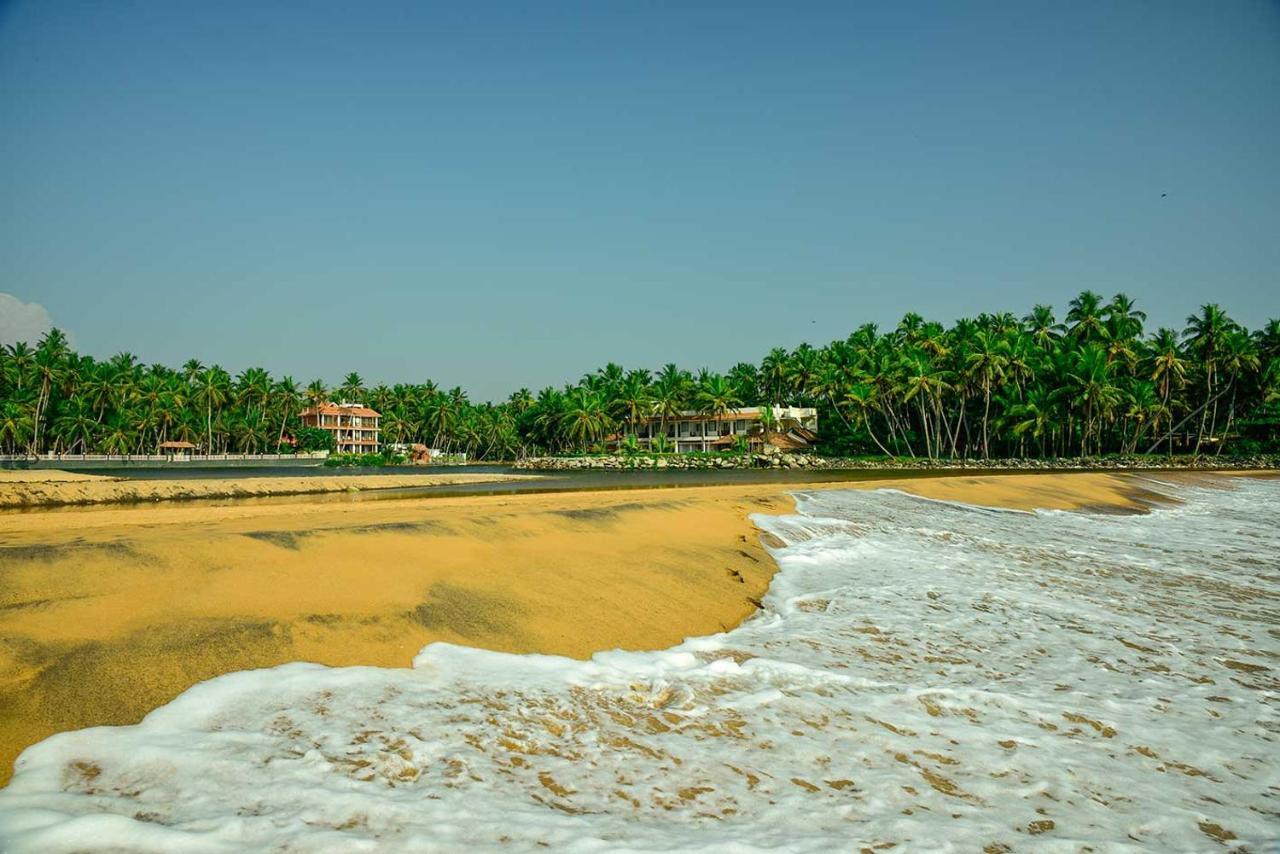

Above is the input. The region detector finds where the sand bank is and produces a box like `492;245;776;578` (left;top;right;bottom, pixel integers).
0;471;1204;784
0;469;538;509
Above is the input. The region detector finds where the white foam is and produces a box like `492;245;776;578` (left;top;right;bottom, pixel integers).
2;480;1277;852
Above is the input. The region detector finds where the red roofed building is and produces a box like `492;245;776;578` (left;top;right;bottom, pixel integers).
299;402;381;454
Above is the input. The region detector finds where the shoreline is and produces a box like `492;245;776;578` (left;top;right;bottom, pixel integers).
1;463;1270;513
0;470;1245;786
515;452;1280;472
0;470;542;510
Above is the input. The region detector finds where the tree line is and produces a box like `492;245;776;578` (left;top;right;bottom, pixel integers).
2;292;1277;460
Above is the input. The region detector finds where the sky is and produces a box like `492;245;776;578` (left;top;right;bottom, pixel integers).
1;1;1277;401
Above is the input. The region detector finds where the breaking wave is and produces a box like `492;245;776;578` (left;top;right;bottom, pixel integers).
1;479;1277;852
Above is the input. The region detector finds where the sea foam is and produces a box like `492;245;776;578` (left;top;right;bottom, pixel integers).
1;479;1277;852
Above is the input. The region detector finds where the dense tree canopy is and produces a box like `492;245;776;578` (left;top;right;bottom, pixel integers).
2;293;1277;460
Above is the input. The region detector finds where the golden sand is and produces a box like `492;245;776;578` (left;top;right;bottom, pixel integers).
0;470;1188;784
852;470;1176;512
0;469;539;509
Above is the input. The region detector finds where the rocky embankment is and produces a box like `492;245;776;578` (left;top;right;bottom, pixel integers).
514;452;1280;471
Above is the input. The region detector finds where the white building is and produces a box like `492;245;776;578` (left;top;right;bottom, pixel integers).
628;406;818;454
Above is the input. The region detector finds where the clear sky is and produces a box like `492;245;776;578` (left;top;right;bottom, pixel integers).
2;1;1277;401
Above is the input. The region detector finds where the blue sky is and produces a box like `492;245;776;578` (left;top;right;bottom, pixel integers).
2;1;1277;401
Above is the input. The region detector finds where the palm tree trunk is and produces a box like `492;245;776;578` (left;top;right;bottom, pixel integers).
915;397;932;458
1215;382;1238;458
1194;371;1213;456
1146;385;1230;456
982;380;991;458
32;378;50;454
862;416;893;457
887;405;915;457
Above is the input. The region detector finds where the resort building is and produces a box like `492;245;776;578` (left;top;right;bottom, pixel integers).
628;406;818;454
299;402;381;454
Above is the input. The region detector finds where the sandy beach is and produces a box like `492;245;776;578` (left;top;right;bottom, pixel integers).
0;469;540;509
0;470;1231;785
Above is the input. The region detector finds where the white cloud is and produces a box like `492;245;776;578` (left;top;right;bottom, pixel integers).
0;293;57;347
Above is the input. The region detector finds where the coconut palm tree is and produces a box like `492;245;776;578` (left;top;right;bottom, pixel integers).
611;371;653;442
194;366;231;454
760;347;791;407
1183;303;1235;453
274;376;301;450
1007;386;1057;457
651;366;689;442
1067;290;1106;342
304;379;328;411
694;374;742;443
841;382;892;456
29;328;70;453
1067;345;1121;455
0;400;34;453
339;372;365;402
965;330;1007;458
560;388;612;449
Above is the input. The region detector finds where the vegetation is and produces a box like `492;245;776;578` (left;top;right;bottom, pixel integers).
1;293;1277;460
324;449;407;468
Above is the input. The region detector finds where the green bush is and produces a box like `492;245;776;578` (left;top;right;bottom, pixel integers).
323;451;405;467
294;426;336;453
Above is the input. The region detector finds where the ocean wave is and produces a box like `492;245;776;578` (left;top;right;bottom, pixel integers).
1;480;1277;852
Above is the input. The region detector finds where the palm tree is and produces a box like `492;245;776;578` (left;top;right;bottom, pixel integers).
305;379;328;411
760;347;790;407
965;330;1007;458
1067;345;1121;455
194;366;231;454
0;400;34;454
1183;303;1235;453
1122;381;1165;454
1067;290;1106;342
694;374;742;444
901;351;950;458
339;372;365;402
508;388;535;413
611;371;653;442
1147;328;1187;454
1007;386;1056;457
787;344;821;404
52;397;97;453
841;382;892;456
1105;293;1147;341
29;328;70;453
6;342;34;391
99;412;135;455
274;376;301;450
560;388;612;449
651;366;689;443
1215;330;1259;455
727;362;761;402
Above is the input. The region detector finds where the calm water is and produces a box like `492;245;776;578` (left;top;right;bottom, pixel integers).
1;478;1276;851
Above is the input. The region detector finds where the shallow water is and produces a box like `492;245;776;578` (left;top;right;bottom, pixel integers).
1;480;1276;852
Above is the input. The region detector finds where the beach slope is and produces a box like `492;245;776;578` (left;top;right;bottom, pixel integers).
0;471;1170;784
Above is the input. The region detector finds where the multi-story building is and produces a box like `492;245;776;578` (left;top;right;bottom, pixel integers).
299;402;381;454
629;406;818;454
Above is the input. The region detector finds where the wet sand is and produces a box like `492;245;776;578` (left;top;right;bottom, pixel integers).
0;470;1216;785
0;469;539;509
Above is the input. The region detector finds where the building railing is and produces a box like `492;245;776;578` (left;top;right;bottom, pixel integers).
0;452;331;463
